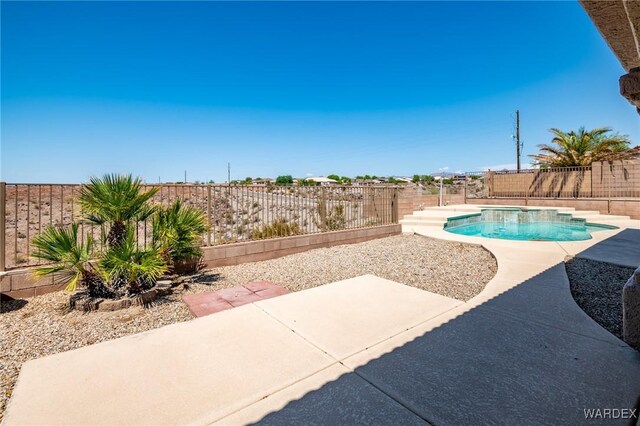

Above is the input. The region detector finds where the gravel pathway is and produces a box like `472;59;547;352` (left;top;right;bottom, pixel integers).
0;234;496;419
565;257;635;347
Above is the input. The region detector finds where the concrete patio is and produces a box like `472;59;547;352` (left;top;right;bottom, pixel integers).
4;206;640;425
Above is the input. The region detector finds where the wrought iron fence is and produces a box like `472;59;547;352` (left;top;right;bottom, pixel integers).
464;161;640;200
0;183;398;270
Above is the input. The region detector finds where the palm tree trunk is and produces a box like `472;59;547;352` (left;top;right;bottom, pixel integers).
81;270;112;298
107;220;127;247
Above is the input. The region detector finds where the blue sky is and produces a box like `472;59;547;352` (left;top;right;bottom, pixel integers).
2;1;638;183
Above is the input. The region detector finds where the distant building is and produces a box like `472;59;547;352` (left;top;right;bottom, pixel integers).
305;176;339;186
354;178;384;185
392;177;412;183
253;178;273;185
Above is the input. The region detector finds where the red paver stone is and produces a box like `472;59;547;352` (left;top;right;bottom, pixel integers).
244;281;280;292
227;292;263;307
182;292;234;317
182;282;291;317
254;286;290;299
216;285;254;300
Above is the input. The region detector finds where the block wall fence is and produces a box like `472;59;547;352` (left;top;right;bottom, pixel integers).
0;224;401;300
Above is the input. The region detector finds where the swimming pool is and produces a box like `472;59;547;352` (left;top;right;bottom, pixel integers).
444;209;617;241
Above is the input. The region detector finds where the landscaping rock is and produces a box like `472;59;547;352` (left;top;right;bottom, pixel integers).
69;293;103;312
623;267;640;348
156;282;173;296
135;289;158;306
100;298;132;311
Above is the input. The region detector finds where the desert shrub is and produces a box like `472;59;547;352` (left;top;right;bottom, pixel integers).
252;218;301;239
315;202;347;231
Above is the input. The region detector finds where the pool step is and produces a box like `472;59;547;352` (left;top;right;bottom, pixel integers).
572;212;630;221
399;219;445;227
567;210;604;216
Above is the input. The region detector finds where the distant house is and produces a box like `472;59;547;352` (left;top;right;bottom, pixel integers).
306;176;339;186
253;178;274;185
355;178;385;185
392;177;412;183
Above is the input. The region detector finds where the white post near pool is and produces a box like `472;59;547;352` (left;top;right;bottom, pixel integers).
438;166;448;207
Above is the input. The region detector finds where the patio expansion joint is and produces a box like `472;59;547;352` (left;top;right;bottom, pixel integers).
554;241;571;258
250;296;456;425
208;363;342;425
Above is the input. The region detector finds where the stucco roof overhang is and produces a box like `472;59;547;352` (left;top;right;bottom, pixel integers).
580;1;640;113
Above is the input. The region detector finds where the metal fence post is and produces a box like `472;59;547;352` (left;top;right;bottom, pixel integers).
206;185;212;246
0;182;5;272
392;188;398;223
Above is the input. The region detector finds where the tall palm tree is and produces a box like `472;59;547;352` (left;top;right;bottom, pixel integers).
78;174;159;247
530;127;637;167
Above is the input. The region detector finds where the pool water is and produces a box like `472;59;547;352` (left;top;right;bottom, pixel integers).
445;221;615;241
443;209;617;241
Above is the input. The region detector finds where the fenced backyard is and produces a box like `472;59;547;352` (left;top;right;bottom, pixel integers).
0;183;398;270
465;160;640;199
463;160;640;218
2;161;639;272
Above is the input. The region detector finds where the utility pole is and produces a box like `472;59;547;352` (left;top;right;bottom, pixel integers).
227;162;231;185
184;170;187;184
516;110;521;172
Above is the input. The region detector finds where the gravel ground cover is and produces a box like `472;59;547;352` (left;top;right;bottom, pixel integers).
565;256;636;346
0;234;496;419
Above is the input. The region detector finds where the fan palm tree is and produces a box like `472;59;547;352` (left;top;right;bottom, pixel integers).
78;174;159;247
99;226;167;296
31;223;110;296
530;127;637;167
152;200;208;271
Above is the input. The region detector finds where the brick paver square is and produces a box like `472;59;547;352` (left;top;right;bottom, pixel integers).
244;281;280;292
182;281;290;317
254;286;290;298
227;292;263;307
182;293;234;317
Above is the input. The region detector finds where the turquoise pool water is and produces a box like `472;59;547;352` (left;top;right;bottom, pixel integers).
444;209;617;241
445;221;615;241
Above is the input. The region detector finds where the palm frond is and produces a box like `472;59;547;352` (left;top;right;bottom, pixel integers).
530;127;633;167
99;226;167;291
152;200;209;263
78;174;159;224
31;223;95;291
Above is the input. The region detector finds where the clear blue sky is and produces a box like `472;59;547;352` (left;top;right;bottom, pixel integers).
2;1;638;183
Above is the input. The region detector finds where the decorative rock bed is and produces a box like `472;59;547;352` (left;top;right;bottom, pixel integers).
623;266;640;348
70;280;175;312
566;257;638;349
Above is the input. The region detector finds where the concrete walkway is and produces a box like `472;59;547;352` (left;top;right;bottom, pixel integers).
4;206;640;425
